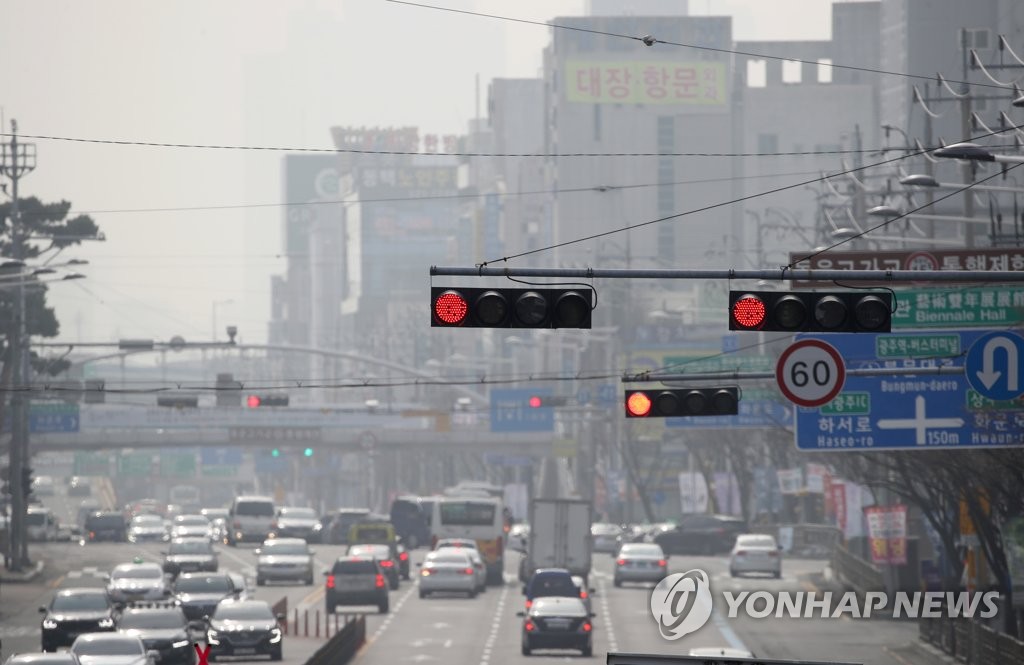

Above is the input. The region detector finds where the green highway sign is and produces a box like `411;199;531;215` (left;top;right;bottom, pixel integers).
74;452;110;476
118;452;153;477
201;465;236;478
892;287;1024;329
160;454;196;477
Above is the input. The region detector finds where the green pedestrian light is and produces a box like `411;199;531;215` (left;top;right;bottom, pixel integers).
303;447;314;457
271;448;280;458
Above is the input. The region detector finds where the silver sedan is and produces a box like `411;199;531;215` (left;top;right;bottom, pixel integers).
418;550;478;598
613;543;668;586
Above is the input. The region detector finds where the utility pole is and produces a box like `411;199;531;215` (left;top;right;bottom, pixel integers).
1;120;37;570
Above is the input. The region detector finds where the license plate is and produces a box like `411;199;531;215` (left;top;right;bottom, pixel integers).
235;648;257;655
546;619;570;631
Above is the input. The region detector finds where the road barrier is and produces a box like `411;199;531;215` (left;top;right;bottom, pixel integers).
920;615;1024;664
304;615;366;665
831;542;884;594
279;604;357;639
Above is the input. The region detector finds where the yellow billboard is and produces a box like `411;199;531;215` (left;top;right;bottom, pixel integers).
565;60;728;106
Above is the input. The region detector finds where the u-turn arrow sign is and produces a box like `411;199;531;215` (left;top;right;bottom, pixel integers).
965;331;1024;401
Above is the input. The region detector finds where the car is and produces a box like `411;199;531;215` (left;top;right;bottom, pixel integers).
434;537;479;551
115;604;198;665
347;543;400;589
653;514;749;555
107;562;171;604
272;506;323;542
729;534;782;578
2;654;82;664
70;633;159;665
518;596;594;657
162;537;219;576
56;523;82;542
206;598;284;661
418;549;477;598
324;555;389;614
68;477;92;497
128;515;169;544
32;475;56;497
255;537;315;585
590;522;623;553
171;572;239;621
26;506;59;542
613;543;668;587
523;568;579;608
226;571;253;600
199;507;229;522
226;495;276;546
39;588;116;652
84;512;127;543
324;508;370;544
688;647;756;658
169;515;211;541
76;500;102;528
570;575;594;613
465;547;488;593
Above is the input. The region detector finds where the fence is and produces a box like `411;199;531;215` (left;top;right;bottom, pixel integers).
305;615;366;665
276;599;358;640
920;615;1024;665
831;542;884;594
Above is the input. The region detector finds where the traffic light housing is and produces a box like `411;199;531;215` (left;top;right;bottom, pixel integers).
22;466;33;499
624;388;739;418
728;290;892;333
157;395;199;408
246;394;289;408
528;395;570;408
431;287;592;329
303;447;314;457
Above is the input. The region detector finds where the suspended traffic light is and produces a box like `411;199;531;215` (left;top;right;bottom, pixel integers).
624;388;739;418
246;394;289;408
728;291;892;333
430;287;592;329
303;447;314;457
271;448;281;458
156;395;199;408
528;395;570;408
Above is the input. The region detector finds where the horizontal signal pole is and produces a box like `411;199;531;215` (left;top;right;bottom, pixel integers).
624;365;966;383
431;266;1024;283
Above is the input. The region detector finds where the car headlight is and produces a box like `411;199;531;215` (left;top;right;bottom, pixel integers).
98;617;115;628
270;627;282;644
172;639;190;649
312;523;323;531
42;619;58;629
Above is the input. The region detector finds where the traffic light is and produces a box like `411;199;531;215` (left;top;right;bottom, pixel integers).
624;388;739;418
431;287;592;329
528;395;570;408
270;448;281;457
303;447;314;457
246;394;289;408
728;290;892;333
22;466;33;499
157;395;199;408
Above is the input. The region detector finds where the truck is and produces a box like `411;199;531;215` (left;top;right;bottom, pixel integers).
520;498;593;584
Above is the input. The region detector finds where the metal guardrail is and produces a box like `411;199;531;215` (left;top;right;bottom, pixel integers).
305;615;366;665
831;542;884;593
920;615;1024;665
750;524;842;558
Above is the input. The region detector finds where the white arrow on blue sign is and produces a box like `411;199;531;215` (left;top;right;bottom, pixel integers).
966;331;1024;401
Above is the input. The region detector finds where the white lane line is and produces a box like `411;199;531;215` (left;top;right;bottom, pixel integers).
596;577;618;653
367;584;417;645
710;610;750;653
479;582;510;665
214;545;259;575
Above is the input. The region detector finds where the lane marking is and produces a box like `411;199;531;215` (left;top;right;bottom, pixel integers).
710;610;749;653
478;582;509;665
356;583;418;657
596;577;618;653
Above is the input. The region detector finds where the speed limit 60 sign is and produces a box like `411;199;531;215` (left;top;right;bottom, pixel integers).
776;339;846;407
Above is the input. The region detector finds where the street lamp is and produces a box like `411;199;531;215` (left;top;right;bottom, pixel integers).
933;142;1024;164
900;173;1024;194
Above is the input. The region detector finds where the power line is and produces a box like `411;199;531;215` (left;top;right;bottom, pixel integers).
386;0;1014;93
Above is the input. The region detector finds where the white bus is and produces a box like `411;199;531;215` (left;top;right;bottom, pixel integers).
431;496;506;585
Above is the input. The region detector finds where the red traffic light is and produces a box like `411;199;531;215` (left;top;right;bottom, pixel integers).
624;388;739;418
246;395;261;408
730;294;767;330
528;395;543;408
430;287;592;329
434;290;469;326
625;392;653;417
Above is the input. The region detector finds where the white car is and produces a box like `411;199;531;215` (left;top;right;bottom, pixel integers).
418;549;478;598
434;537;479;551
32;475;56;496
613;543;668;586
128;514;168;543
169;514;211;540
591;522;623;553
26;506;59;542
255;537;315;585
508;524;530;552
729;534;782;578
106;562;171;604
70;633;158;665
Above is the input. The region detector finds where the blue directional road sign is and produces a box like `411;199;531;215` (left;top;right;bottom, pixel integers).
795;330;1024;451
965;331;1024;401
29;403;79;433
490;388;554;433
667;399;792;429
201;447;243;466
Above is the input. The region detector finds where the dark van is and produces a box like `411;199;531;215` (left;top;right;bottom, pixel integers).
389;496;430;550
84;511;127;542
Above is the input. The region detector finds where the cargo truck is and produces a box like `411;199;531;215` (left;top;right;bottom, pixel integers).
520;498;593;584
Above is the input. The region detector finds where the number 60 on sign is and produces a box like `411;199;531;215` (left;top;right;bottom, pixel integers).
776;339;847;407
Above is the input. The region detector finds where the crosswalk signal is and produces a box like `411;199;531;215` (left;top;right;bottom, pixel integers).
624;388;739;418
728;290;892;333
431;287;592;329
303;447;314;457
271;448;281;457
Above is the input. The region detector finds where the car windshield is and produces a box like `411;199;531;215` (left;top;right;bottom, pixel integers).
262;543;308;555
214;603;274;621
118;610;185;629
73;637;143;656
532;575;578;595
235;502;274;516
86;515;123;528
280;507;316;518
174;575;232;593
621;544;664;556
170;540;213;554
112;566;161;579
53;594;109;611
334;560;377;574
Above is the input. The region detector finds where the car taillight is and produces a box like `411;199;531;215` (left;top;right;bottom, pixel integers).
375;574;385;588
89;531;96;540
582;622;592;632
658;559;667;567
463;567;474;575
580;590;588;599
421;569;432;576
380;560;394;568
326;575;335;589
524;621;536;632
616;559;626;566
399;552;408;561
525;600;532;609
233;521;241;529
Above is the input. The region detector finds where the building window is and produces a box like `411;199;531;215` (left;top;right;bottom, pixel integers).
782;59;802;84
747;59;766;87
964;28;991;50
817;58;833;83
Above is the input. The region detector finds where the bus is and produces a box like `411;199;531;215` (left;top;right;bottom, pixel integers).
431;496;505;585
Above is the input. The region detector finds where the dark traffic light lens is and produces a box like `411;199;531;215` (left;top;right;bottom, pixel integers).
514;291;548;326
682;390;708;414
711;389;738;414
654;391;681;415
434;290;468;325
814;295;848;330
774;295;807;330
552;291;590;328
731;295;766;329
474;291;509;326
854;295;891;331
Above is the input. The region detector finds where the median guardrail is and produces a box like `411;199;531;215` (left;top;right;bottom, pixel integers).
831;542;884;594
304;615;366;665
920;614;1024;665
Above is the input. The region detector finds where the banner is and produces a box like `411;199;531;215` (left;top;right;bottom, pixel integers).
830;481;847;533
712;472;742;516
806;463;830;494
1005;517;1024;609
678;471;709;514
777;468;803;495
865;504;907;565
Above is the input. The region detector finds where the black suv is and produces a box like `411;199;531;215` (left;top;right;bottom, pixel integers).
324;556;389;614
39;588;116;651
116;603;198;665
206;599;284;662
171;572;239;621
653;514;749;554
84;511;127;542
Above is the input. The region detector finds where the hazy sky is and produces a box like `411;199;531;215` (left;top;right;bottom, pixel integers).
1;0;843;346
